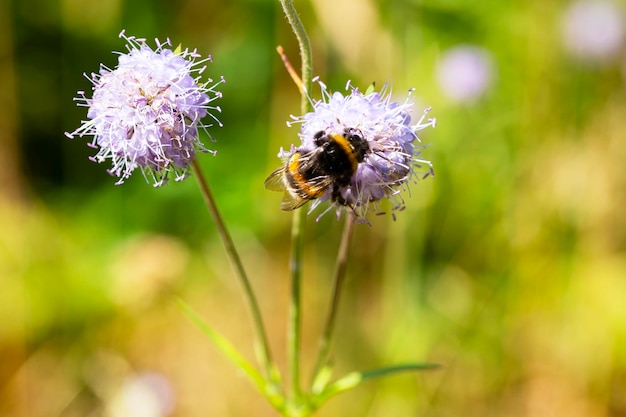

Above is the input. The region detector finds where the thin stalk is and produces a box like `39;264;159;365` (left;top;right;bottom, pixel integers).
287;207;306;401
191;158;275;382
280;0;314;110
312;212;356;382
279;0;314;401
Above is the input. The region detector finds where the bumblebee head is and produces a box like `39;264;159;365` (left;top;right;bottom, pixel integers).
343;128;369;162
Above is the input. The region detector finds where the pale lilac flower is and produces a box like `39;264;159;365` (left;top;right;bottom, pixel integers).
561;0;626;63
109;372;175;417
66;30;224;186
436;45;494;103
285;80;435;220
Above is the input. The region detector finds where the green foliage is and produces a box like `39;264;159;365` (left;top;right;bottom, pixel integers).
2;0;626;416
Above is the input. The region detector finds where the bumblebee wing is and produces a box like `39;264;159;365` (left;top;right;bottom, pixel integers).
307;175;335;195
280;192;310;211
279;176;333;211
265;166;307;211
282;175;335;211
264;166;287;191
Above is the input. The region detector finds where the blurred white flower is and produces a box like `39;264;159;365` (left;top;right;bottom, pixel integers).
561;0;626;63
436;45;495;103
108;372;175;417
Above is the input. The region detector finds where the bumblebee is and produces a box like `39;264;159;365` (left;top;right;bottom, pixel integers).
265;127;370;211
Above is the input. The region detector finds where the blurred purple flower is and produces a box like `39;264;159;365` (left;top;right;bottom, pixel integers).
66;30;224;186
561;0;626;63
285;81;435;219
436;45;495;103
110;372;175;417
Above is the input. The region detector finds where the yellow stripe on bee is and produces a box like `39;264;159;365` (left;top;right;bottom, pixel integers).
328;133;359;172
287;153;326;198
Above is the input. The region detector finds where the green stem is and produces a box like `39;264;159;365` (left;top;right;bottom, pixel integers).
312;212;356;383
288;208;306;399
280;0;314;114
191;158;276;383
279;0;314;401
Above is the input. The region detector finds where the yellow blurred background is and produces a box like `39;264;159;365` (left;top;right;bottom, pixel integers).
1;0;626;416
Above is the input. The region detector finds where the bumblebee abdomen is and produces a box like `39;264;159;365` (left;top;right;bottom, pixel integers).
318;134;360;186
287;153;327;198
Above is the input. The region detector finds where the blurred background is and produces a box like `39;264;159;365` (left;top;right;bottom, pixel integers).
2;0;626;416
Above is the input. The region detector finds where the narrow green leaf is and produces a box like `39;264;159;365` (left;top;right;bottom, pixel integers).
313;362;440;407
359;363;441;380
176;298;285;410
311;364;333;394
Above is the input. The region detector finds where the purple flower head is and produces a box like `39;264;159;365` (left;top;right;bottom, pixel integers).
561;0;626;64
66;30;224;186
284;80;435;220
436;45;495;103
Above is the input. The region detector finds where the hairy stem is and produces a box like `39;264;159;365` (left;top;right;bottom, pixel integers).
312;212;356;381
279;0;315;401
191;158;276;383
280;0;313;114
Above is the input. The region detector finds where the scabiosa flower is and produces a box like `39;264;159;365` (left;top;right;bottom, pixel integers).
560;0;626;64
109;372;175;417
282;80;435;220
436;45;495;103
65;30;224;186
